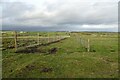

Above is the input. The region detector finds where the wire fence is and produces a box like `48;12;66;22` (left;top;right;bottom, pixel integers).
2;32;117;53
79;37;90;52
2;31;70;52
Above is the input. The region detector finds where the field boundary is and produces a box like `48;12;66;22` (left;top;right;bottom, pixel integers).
3;31;70;52
15;37;68;53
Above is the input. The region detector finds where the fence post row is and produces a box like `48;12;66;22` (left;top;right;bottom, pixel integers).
12;31;69;52
14;31;17;52
80;37;90;52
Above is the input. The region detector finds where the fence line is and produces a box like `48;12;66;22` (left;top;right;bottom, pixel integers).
79;37;90;52
11;31;70;52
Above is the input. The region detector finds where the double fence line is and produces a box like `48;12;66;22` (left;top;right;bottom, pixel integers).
4;31;70;52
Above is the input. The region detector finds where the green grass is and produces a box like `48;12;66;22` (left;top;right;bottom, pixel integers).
2;32;118;78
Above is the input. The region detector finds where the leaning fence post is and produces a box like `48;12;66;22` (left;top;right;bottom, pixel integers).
87;39;90;52
14;31;17;52
37;33;40;45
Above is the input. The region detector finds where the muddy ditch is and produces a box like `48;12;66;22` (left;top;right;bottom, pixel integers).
15;40;61;54
40;67;53;73
15;38;66;54
15;46;58;54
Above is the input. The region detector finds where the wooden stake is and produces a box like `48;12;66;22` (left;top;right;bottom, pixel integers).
38;33;40;44
87;39;90;52
48;33;49;43
55;35;56;41
14;31;17;52
58;35;59;40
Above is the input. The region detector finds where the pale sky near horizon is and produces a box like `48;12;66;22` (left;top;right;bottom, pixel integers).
0;0;119;31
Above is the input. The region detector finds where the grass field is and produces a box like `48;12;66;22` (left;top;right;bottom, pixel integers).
2;31;118;78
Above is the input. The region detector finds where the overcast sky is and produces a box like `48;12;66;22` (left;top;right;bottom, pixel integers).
0;0;119;32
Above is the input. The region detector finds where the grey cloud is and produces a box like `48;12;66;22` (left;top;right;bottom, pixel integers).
15;2;117;26
52;2;117;25
2;2;34;25
2;2;34;18
1;0;118;32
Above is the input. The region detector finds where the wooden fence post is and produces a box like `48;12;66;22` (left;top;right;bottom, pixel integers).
59;35;61;40
87;39;90;52
14;31;17;52
55;35;56;41
38;33;40;44
48;33;49;43
58;35;59;40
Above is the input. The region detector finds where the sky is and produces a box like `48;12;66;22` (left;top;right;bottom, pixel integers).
0;0;119;32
